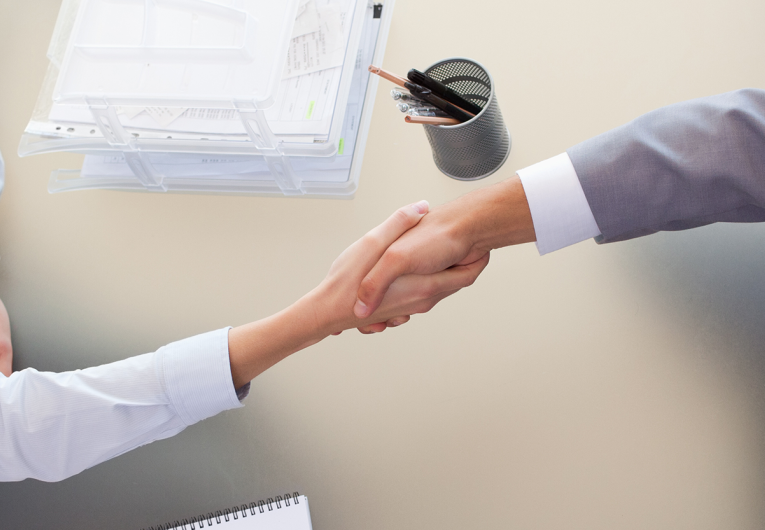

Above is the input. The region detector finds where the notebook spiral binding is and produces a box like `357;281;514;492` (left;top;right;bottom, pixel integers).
142;492;301;530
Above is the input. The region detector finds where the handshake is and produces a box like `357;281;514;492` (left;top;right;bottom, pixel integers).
315;199;491;336
228;177;536;388
0;175;536;482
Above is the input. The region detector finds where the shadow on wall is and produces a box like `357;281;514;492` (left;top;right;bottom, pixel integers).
613;221;765;403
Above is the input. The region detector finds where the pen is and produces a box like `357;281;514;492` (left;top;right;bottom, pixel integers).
405;115;461;126
390;89;429;105
404;83;475;122
396;102;445;115
407;69;484;115
408;109;444;117
370;65;474;122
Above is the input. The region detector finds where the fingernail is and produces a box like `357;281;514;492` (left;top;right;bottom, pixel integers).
412;200;429;215
354;299;369;318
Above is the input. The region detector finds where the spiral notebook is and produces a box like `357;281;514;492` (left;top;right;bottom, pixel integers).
141;492;312;530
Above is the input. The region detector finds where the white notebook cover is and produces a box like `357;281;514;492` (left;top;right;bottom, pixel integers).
143;494;312;530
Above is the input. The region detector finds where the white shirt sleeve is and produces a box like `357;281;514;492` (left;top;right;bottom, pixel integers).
517;153;602;255
0;327;243;483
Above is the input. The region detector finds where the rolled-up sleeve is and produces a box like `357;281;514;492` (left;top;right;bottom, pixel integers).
0;328;242;483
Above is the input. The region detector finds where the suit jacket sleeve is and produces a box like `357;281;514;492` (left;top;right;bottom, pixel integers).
567;88;765;244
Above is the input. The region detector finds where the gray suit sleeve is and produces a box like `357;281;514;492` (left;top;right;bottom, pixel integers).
567;88;765;244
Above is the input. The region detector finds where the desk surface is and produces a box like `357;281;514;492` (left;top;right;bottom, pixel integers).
1;1;765;528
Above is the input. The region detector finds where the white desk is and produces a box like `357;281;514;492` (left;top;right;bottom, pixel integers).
1;1;765;528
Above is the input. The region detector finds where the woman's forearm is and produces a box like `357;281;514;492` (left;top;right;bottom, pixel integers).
228;295;327;389
0;329;238;482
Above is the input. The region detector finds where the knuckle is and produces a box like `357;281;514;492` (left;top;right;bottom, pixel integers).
423;284;439;299
362;232;385;250
423;278;442;298
388;316;410;327
358;275;380;298
392;207;414;226
384;245;406;264
414;301;434;314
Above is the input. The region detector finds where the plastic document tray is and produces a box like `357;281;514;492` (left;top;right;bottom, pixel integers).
19;0;393;197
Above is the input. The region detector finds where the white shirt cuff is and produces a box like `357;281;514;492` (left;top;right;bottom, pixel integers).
156;327;243;426
517;153;602;255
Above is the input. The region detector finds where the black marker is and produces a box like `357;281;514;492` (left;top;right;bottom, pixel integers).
407;69;484;115
404;82;474;123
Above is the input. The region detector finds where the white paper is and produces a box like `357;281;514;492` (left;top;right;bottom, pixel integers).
79;9;381;186
132;497;313;530
50;67;343;139
48;0;356;139
118;106;145;119
292;0;320;38
283;0;352;79
199;499;313;530
264;66;342;136
53;0;297;106
144;107;186;127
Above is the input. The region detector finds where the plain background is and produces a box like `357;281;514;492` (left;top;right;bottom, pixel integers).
2;0;765;528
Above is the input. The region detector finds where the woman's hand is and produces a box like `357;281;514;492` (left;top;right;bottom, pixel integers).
0;299;12;377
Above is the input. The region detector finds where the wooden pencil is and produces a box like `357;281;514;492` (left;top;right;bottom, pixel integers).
405;115;461;126
368;65;409;88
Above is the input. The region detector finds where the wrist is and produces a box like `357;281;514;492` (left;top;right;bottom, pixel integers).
458;175;536;253
228;300;327;388
289;289;335;343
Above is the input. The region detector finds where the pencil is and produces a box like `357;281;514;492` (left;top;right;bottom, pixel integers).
405;115;461;126
368;65;409;88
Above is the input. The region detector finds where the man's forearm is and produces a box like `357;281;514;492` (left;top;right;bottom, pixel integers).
569;88;765;243
457;176;537;254
354;176;537;319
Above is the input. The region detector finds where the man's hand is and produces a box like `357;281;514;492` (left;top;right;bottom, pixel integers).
353;176;537;327
312;200;490;334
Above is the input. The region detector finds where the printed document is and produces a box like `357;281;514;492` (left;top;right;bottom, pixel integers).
47;0;356;141
79;6;380;184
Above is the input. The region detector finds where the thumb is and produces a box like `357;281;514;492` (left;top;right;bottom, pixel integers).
348;201;429;318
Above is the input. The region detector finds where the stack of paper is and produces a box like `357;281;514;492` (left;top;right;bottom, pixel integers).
20;0;390;197
46;0;355;144
80;12;381;185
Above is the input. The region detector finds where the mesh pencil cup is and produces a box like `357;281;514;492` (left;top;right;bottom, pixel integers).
420;58;511;181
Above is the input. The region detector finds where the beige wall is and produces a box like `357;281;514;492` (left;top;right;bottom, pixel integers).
1;0;765;528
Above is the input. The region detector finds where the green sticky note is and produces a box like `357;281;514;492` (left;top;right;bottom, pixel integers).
305;101;316;120
338;138;345;155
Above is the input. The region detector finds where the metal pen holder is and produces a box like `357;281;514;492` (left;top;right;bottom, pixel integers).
421;58;511;181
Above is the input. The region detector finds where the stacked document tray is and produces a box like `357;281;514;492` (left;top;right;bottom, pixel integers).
19;0;394;198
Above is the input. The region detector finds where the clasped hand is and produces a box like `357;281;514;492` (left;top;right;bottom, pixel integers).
229;179;536;389
304;199;490;336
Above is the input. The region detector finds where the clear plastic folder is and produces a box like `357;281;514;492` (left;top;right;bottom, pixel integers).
19;0;394;197
62;7;384;198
